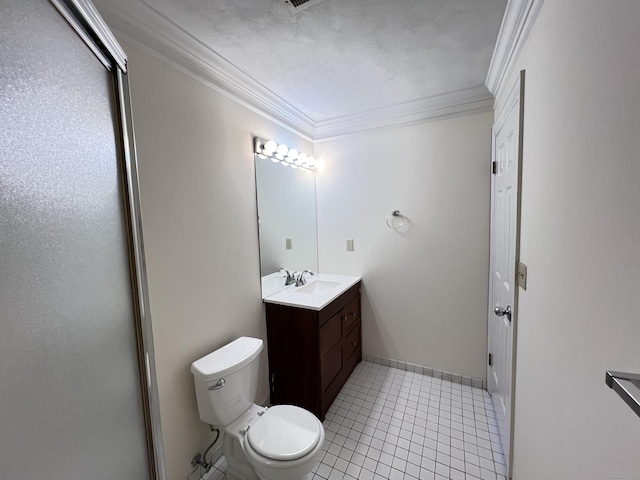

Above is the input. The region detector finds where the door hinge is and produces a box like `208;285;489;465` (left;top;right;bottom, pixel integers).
270;373;275;393
492;161;497;175
488;353;493;366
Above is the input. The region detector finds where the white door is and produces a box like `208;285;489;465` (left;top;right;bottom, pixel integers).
488;75;522;476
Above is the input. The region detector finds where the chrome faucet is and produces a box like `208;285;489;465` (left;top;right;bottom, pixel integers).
295;270;315;287
278;268;296;286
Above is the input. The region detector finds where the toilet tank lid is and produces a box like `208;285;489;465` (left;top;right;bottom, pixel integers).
191;337;263;382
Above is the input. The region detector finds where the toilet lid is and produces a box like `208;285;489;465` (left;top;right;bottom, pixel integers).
247;405;321;461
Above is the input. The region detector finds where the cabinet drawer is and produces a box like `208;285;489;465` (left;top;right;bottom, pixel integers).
319;313;342;356
341;296;360;335
344;322;361;363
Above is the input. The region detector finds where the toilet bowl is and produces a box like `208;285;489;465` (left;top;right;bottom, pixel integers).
243;404;325;480
191;337;325;480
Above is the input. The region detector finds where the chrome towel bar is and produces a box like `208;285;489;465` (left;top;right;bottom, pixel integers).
606;371;640;418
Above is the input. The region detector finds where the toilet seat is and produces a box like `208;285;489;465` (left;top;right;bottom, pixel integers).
246;405;321;461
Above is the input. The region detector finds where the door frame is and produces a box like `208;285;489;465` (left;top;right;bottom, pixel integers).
51;1;166;478
487;70;525;480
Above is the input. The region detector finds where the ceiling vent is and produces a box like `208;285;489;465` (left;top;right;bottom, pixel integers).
283;0;324;13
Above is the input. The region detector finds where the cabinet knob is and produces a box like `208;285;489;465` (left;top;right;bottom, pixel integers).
352;341;358;347
342;316;348;321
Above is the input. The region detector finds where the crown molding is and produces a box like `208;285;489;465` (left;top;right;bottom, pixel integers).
313;86;494;142
485;0;544;97
95;0;499;142
95;0;316;140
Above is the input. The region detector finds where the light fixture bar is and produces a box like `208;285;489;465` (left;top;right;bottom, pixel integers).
254;137;317;172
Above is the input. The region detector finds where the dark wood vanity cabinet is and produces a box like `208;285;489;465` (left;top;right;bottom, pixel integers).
265;282;361;420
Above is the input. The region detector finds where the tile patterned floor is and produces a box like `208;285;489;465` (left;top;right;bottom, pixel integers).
203;361;506;480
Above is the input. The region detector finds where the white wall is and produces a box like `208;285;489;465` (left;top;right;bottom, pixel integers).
315;112;493;380
122;41;313;480
495;2;640;478
118;2;640;478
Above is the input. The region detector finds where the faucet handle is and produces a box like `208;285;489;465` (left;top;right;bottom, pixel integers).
295;270;315;286
279;268;296;285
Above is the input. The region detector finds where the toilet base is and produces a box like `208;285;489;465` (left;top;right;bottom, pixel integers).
225;464;258;480
225;466;312;480
223;420;259;480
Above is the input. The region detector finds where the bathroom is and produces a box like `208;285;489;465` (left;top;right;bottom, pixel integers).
1;1;639;480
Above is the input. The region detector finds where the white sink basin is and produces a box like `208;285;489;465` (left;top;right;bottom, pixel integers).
263;273;361;310
294;280;341;295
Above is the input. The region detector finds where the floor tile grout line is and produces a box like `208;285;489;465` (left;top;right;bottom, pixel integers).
201;360;506;480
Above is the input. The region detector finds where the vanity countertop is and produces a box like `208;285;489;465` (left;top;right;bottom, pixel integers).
263;273;361;311
261;271;290;299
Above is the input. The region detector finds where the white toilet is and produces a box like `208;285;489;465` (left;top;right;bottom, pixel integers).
191;337;325;480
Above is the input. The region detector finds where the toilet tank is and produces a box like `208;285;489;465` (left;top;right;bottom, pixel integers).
191;337;263;427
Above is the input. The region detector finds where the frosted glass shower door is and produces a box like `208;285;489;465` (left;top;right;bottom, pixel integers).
0;1;152;478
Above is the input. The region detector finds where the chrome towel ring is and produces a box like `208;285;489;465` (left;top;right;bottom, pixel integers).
386;210;404;230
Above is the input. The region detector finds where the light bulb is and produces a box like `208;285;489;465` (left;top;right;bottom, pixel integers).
258;154;267;160
298;152;308;164
264;140;277;153
287;149;299;161
271;157;279;163
280;160;289;166
307;156;316;167
276;144;288;156
275;153;284;160
290;164;298;169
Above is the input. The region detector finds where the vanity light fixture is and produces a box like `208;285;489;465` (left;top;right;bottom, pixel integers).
254;137;317;172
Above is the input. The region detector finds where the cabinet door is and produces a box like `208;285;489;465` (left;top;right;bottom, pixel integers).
320;313;343;393
266;304;319;412
344;322;362;365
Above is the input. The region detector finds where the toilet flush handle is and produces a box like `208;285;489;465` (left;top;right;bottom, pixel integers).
208;379;226;390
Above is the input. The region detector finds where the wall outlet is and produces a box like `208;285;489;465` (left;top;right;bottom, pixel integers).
285;238;292;249
346;239;354;251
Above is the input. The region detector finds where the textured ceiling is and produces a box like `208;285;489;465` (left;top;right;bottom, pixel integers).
100;0;507;125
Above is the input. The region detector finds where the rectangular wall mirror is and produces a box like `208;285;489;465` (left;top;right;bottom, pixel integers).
255;154;319;298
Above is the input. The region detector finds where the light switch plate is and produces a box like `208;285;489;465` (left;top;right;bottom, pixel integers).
346;239;354;251
285;238;292;249
517;261;527;290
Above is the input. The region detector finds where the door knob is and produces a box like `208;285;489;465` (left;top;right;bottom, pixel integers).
494;305;512;321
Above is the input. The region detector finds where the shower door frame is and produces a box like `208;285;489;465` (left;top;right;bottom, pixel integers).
50;1;166;478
